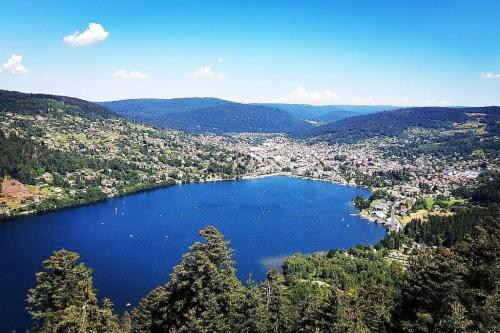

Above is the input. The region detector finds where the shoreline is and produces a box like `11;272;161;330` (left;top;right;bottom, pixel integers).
1;172;380;227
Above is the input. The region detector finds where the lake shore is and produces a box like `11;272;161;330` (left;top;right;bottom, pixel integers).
2;171;378;225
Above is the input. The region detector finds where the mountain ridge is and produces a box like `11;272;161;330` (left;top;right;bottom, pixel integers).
299;106;500;142
100;98;405;133
100;98;313;133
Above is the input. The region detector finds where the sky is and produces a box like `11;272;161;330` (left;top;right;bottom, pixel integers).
0;0;499;106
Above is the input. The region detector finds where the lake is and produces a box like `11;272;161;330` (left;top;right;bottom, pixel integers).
0;176;386;331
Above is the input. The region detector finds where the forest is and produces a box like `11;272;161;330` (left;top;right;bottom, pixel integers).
0;89;115;119
111;102;310;134
396;173;500;247
300;106;500;143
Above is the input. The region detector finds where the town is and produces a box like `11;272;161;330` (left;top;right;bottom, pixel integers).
199;129;493;234
2;108;496;239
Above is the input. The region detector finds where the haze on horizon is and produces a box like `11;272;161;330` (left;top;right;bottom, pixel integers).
0;0;499;107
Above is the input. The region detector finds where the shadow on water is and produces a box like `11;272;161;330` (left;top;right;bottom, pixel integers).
259;254;289;273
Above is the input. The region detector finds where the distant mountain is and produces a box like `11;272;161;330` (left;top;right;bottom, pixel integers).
316;105;399;122
0;89;114;119
316;110;359;123
257;103;398;122
100;97;231;117
163;104;310;133
100;98;312;133
299;106;500;142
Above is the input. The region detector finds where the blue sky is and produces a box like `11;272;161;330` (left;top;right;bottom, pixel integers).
0;0;499;105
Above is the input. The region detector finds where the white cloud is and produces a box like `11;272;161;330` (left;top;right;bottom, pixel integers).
189;66;226;80
1;54;29;75
481;72;500;79
392;98;414;106
63;23;109;47
348;96;377;105
282;87;341;105
423;99;451;107
218;57;224;63
113;69;149;79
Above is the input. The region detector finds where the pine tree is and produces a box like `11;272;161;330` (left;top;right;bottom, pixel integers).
152;226;242;332
296;288;326;333
356;284;395;333
93;298;120;333
26;249;119;332
131;286;169;333
231;274;269;332
120;311;132;333
454;224;500;331
395;247;464;332
262;269;292;333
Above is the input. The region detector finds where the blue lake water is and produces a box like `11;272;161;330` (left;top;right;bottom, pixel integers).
0;176;386;331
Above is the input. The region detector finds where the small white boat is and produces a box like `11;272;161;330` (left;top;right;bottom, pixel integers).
129;234;134;238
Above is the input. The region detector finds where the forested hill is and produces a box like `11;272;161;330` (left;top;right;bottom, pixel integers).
158;104;311;133
100;97;231;116
298;106;500;142
258;103;397;121
101;98;312;133
0;90;115;119
0;90;258;219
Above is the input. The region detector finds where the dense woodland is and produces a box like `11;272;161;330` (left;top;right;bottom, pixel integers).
300;106;500;143
0;90;115;119
23;178;499;332
402;173;500;247
103;99;311;133
0;130;111;184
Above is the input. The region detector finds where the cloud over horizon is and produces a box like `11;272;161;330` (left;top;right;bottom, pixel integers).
1;54;29;75
63;23;109;47
282;87;341;105
113;69;149;79
481;72;500;79
189;66;226;81
423;99;451;107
